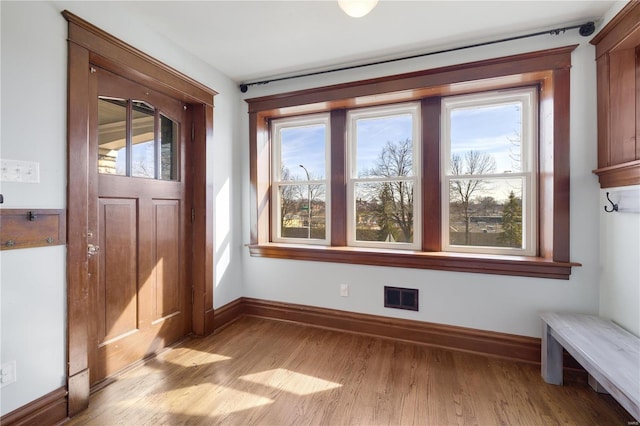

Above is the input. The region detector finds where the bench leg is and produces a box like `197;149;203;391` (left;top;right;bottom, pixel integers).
587;374;609;394
542;322;563;385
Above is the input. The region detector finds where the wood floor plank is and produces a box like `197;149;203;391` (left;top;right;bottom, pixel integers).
65;316;635;425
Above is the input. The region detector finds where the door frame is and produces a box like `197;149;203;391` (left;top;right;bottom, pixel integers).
64;11;217;416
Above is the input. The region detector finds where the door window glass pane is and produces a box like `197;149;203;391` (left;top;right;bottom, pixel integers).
98;97;127;175
131;100;155;178
160;114;179;181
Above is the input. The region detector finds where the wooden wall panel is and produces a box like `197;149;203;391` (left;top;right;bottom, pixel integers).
609;49;637;165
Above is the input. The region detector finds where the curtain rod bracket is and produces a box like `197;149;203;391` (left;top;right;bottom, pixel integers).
579;22;595;37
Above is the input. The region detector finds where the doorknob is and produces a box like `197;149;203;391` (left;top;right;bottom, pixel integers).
87;244;100;256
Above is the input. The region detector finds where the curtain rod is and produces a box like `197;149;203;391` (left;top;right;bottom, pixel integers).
239;21;595;93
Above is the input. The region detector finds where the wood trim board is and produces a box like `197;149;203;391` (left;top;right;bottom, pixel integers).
0;387;67;426
215;297;585;372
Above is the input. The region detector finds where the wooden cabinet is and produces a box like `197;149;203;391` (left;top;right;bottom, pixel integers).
591;1;640;188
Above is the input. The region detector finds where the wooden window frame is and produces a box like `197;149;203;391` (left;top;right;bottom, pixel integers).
247;46;580;280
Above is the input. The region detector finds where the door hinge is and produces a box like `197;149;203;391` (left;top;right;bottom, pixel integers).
191;287;194;306
191;207;195;222
191;121;195;142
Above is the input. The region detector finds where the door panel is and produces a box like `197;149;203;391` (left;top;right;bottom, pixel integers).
99;198;138;343
88;67;191;386
153;199;181;320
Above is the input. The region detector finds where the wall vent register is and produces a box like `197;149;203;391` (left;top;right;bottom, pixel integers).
384;286;419;311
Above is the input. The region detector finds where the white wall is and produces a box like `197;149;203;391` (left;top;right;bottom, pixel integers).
1;1;68;415
0;0;242;415
241;29;603;339
599;187;640;336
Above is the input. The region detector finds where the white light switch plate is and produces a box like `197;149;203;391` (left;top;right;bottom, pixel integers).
0;159;40;183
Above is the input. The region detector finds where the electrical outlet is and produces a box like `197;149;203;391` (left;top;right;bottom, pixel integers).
1;361;17;387
340;283;349;297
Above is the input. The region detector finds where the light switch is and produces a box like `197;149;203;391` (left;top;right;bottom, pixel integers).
0;159;40;183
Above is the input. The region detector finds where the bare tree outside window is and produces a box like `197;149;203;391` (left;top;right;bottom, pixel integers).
450;150;497;245
279;166;299;230
361;138;414;243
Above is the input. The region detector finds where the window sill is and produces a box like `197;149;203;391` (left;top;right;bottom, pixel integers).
247;244;580;280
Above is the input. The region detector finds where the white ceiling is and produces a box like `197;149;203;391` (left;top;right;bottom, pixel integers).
122;1;618;84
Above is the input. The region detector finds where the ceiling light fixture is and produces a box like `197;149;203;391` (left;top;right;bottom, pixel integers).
338;0;378;18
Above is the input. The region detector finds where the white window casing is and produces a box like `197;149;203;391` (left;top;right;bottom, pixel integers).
346;102;422;250
441;88;538;256
271;113;331;245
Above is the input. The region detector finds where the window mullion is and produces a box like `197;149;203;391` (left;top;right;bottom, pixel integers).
422;96;441;252
330;109;347;246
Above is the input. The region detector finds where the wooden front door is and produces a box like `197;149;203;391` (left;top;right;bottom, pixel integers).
87;67;192;385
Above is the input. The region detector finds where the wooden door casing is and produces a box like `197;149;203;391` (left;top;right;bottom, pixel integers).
65;10;216;415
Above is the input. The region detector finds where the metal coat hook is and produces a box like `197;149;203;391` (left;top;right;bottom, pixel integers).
604;192;618;213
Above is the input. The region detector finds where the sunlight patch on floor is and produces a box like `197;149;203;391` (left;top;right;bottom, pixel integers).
208;385;274;416
165;349;232;367
239;368;343;396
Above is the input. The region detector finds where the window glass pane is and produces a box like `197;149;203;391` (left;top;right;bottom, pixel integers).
450;103;522;174
280;124;326;180
279;183;326;240
98;97;127;175
356;114;413;178
355;181;414;243
131;100;155;178
160;114;178;181
448;177;524;248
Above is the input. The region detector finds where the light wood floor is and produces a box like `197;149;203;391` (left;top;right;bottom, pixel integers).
66;316;633;425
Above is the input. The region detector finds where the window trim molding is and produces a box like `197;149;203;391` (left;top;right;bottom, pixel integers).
246;45;580;279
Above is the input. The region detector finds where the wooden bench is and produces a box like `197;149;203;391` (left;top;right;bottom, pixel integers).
540;312;640;421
